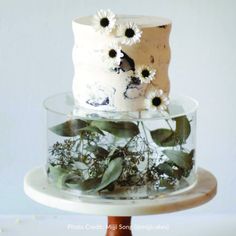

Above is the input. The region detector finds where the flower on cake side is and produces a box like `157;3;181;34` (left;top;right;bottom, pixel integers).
117;22;142;45
92;9;143;77
135;65;156;84
145;88;169;111
102;42;124;68
93;9;116;34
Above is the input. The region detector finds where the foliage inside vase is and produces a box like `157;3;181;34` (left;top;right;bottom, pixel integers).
47;116;195;193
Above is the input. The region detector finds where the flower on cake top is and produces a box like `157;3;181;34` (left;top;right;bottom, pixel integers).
145;88;169;111
93;9;116;34
117;22;142;46
102;42;124;68
135;65;156;84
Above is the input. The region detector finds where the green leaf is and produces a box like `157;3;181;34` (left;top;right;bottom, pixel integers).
95;157;123;192
174;116;191;144
157;162;183;180
150;129;176;147
48;165;100;190
47;165;71;188
157;163;173;176
86;146;109;159
48;164;69;179
73;161;88;170
163;150;194;171
65;176;101;191
58;173;77;188
49;119;87;137
150;116;191;147
90;121;139;138
78;126;105;136
159;178;175;189
107;147;118;158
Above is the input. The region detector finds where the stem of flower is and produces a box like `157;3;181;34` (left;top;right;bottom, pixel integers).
140;121;150;182
124;136;135;148
165;119;173;131
79;132;84;158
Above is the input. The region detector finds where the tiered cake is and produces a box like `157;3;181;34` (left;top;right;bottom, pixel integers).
45;10;198;199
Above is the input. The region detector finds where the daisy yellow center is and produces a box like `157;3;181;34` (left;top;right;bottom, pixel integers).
125;28;135;38
100;18;109;27
109;49;117;58
152;97;162;107
141;69;150;78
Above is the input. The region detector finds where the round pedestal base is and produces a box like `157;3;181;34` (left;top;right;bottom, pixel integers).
24;167;217;236
24;167;216;216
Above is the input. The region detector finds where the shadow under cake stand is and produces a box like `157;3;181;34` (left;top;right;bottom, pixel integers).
24;167;217;236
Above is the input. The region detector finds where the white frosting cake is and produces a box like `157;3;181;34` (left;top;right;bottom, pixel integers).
72;10;171;112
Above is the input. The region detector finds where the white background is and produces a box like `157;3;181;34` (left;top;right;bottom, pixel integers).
0;0;235;220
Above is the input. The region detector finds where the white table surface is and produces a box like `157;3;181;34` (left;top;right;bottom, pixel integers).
0;214;235;236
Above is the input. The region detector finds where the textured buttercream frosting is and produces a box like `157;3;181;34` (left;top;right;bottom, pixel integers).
72;15;171;111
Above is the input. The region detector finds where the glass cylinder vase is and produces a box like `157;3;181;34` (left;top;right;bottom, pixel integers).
44;93;198;200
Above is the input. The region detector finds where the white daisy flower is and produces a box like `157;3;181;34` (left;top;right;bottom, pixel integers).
102;42;124;68
117;22;142;45
145;88;169;111
93;9;116;34
136;65;156;84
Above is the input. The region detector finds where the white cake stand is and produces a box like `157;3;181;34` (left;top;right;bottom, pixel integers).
24;166;217;236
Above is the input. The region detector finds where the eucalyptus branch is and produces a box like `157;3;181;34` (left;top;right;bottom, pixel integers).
139;121;151;181
48;117;194;192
